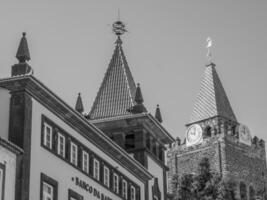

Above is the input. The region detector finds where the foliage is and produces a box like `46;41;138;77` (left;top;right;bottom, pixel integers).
172;157;238;200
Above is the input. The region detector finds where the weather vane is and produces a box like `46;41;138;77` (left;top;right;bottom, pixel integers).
206;37;213;63
112;9;127;36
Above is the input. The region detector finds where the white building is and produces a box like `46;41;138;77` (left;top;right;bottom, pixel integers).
0;21;174;200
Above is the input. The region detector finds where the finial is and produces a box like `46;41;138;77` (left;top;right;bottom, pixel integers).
127;83;147;114
155;104;163;123
206;37;213;64
112;11;127;36
16;32;31;63
75;92;84;114
135;83;143;104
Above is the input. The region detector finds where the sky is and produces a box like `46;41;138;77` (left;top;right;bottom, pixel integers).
0;0;266;142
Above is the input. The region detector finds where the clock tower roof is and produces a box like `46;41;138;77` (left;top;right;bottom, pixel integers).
188;63;237;125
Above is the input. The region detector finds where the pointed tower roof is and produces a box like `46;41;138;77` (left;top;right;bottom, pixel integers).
89;21;136;119
16;32;30;63
155;104;163;123
75;93;84;114
189;63;237;124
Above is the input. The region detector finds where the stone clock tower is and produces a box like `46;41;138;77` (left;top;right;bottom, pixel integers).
167;62;267;199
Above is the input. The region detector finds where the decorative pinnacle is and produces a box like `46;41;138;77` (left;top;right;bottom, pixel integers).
155;104;163;123
75;92;84;114
16;32;31;63
135;83;144;104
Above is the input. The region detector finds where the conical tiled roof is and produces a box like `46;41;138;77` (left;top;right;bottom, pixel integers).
189;63;237;124
16;32;30;63
89;36;136;119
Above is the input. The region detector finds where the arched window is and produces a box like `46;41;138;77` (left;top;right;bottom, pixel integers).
249;185;255;200
240;182;247;200
204;126;212;138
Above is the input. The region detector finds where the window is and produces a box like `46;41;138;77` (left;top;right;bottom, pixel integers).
122;180;128;199
125;134;135;149
103;166;110;187
93;159;100;181
130;186;136;200
44;123;53;149
41;173;58;200
0;163;5;200
70;142;78;166
43;182;54;200
82;151;89;174
249;185;255;200
57;132;65;157
240;182;247;200
68;189;83;200
113;173;119;194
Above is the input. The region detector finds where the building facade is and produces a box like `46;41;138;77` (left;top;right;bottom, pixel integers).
167;62;267;199
0;21;173;200
0;137;22;200
87;20;174;200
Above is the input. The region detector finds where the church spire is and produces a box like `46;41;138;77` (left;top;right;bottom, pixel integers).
188;38;237;125
75;93;84;114
155;104;163;123
189;61;237;125
12;32;33;76
89;19;136;119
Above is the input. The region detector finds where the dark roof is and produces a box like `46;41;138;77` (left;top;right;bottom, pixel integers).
89;36;136;119
189;63;237;124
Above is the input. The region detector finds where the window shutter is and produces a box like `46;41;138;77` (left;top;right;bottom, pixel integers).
100;162;104;183
78;146;83;169
128;183;131;200
119;176;122;196
89;154;94;176
65;137;71;160
136;187;140;200
41;123;44;145
53;128;58;152
110;170;113;190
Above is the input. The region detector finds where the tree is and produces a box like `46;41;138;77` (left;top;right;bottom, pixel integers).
172;157;238;200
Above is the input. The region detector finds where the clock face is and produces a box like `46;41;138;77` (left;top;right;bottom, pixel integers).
186;124;203;146
239;124;252;145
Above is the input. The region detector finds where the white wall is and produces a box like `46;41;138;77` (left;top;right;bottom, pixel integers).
147;156;164;200
0;145;17;200
0;88;10;140
30;99;146;200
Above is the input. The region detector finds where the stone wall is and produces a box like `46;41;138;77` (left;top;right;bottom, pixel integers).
167;133;267;197
167;135;223;193
224;135;267;194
